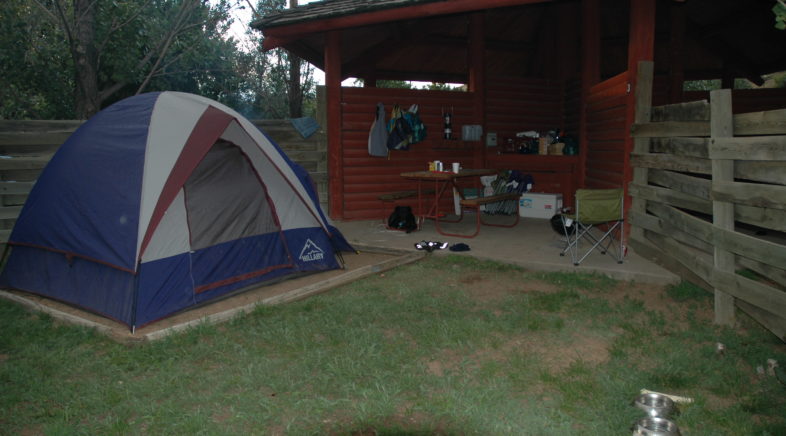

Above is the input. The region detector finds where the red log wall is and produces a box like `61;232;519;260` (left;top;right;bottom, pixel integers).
584;71;630;191
484;76;578;206
338;74;784;220
340;76;573;220
340;87;477;220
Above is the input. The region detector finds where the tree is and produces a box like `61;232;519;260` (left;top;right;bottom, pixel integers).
287;0;302;118
243;0;315;119
0;0;73;118
29;0;238;118
377;80;413;89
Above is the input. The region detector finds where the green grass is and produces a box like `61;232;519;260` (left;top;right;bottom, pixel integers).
1;255;784;435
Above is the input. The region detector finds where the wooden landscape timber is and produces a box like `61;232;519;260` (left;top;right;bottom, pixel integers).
628;61;786;341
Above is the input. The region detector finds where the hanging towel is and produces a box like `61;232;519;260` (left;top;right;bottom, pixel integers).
368;102;389;157
290;117;320;138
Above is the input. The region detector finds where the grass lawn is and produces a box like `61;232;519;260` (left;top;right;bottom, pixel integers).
1;255;784;435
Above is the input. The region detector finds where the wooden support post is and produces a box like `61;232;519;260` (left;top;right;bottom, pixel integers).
624;0;655;233
710;89;736;325
468;11;486;169
325;30;343;219
629;61;654;243
579;0;600;192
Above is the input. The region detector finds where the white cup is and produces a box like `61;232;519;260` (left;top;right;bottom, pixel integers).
452;162;460;173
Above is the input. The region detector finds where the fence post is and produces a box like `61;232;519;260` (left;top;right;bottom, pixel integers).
710;89;735;325
629;61;654;242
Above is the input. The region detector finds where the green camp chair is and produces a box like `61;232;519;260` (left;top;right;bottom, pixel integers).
559;188;625;265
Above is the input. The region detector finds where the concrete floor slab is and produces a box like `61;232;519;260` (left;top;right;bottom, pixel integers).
335;215;680;285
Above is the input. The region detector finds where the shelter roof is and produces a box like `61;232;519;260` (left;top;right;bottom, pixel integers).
255;0;443;30
252;0;786;85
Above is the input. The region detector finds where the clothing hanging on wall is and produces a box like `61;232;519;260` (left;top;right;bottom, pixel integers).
368;102;389;157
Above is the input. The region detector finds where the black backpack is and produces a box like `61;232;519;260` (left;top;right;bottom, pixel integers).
387;206;417;233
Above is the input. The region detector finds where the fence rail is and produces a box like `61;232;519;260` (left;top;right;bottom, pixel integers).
0;119;327;243
628;62;786;341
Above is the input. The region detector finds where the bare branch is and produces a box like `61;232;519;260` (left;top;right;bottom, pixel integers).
98;81;127;103
150;68;237;78
97;0;155;55
243;0;260;19
75;0;100;24
29;0;59;24
51;0;75;46
135;0;203;94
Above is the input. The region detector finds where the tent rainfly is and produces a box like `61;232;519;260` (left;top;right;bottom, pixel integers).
0;91;354;330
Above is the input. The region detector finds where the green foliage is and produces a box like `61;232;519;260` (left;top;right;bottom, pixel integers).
775;0;786;30
683;79;721;92
0;0;258;118
0;0;73;118
377;80;414;89
235;0;317;119
733;78;754;89
764;71;786;87
425;82;466;91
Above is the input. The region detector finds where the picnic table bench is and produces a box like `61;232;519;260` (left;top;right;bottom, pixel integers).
455;192;520;238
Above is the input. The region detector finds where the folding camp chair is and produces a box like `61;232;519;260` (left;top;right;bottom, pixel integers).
559;188;625;265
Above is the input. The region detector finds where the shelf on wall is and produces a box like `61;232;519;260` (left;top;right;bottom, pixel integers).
431;139;479;150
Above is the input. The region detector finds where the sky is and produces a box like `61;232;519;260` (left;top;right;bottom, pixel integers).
219;1;441;88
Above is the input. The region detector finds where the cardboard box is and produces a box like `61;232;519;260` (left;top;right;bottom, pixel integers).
548;142;565;155
519;193;563;219
538;137;549;155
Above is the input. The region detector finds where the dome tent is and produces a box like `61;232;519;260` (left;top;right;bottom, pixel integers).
0;92;353;330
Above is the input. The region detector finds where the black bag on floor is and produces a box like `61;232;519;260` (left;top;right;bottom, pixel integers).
550;214;575;236
388;206;417;233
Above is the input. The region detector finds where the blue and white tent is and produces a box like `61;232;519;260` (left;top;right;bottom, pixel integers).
1;92;353;329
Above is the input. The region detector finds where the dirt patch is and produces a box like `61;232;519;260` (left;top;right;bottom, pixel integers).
425;348;467;377
543;333;611;371
602;281;714;327
423;330;612;378
454;271;560;303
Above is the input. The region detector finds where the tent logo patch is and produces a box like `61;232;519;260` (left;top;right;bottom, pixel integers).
299;239;324;262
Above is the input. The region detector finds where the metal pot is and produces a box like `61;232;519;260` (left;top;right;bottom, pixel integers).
634;392;677;418
632;416;681;436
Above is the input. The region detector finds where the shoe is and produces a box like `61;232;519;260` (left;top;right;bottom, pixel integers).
414;241;429;251
426;241;449;251
449;243;470;252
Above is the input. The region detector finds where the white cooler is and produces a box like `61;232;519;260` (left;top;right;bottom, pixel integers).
519;193;563;219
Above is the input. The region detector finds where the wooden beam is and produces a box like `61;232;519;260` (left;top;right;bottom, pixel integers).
710;89;735;325
630;121;710;138
468;12;485;168
712;181;786;211
629;61;654;243
579;0;600;191
709;135;786;161
259;0;548;38
325;30;343;219
624;0;656;233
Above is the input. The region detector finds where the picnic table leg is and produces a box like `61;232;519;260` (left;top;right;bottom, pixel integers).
416;179;424;229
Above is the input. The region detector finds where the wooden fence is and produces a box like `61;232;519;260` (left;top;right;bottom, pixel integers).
0;119;327;244
628;62;786;340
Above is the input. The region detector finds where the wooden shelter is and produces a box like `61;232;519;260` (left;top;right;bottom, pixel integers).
253;0;786;221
